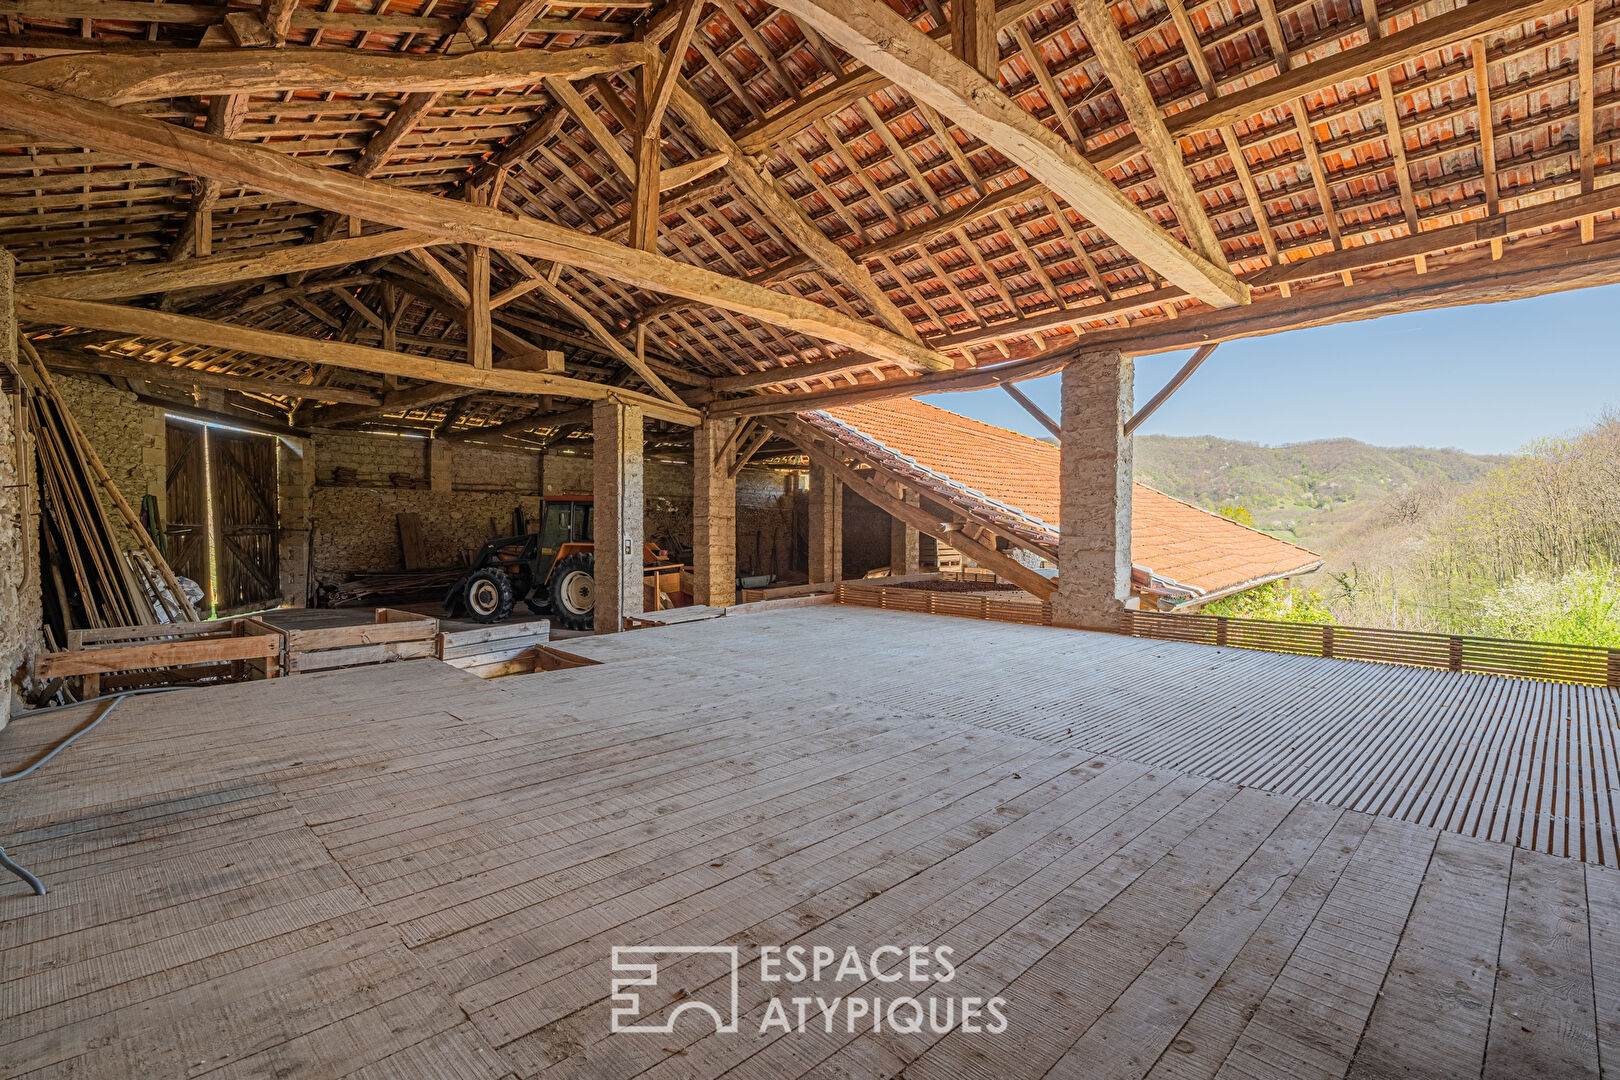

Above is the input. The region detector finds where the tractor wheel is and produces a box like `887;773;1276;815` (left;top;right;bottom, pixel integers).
524;596;549;616
548;552;595;631
461;568;514;624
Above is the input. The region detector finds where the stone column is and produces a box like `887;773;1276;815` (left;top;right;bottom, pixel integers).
1054;348;1133;630
808;464;842;583
592;397;643;633
691;419;737;607
0;249;39;725
888;490;920;575
277;436;315;607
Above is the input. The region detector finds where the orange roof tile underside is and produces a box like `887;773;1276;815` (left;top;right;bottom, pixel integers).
824;398;1321;596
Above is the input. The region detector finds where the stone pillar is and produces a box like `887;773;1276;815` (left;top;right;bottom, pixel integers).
888;490;920;575
808;464;842;583
593;397;643;633
0;249;39;725
428;439;453;493
1054;348;1133;630
691;419;737;607
277;436;316;607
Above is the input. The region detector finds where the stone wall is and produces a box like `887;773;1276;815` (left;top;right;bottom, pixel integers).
736;467;803;581
309;436;699;588
841;489;896;579
0;386;41;723
54;374;165;555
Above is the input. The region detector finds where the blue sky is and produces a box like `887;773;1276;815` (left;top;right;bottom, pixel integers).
921;283;1620;456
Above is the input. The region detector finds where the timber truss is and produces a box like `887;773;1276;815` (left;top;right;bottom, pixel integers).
0;0;1613;445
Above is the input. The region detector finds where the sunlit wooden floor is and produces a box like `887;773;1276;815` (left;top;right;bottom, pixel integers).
1;607;1616;1079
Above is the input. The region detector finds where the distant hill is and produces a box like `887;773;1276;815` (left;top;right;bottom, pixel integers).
1133;434;1507;551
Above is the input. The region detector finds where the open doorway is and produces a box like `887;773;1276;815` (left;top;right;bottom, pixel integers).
165;419;280;616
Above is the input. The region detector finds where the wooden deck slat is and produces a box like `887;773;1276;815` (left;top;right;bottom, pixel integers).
3;609;1619;1079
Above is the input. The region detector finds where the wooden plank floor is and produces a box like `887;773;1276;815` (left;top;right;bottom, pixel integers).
558;606;1620;868
0;612;1612;1079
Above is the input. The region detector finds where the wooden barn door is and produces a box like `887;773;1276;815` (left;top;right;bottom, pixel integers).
164;422;211;608
208;429;280;613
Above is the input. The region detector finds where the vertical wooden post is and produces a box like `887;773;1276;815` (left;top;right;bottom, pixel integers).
465;243;492;370
631;59;663;252
951;0;998;79
1449;636;1464;672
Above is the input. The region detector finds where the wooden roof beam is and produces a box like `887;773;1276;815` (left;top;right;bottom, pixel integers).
0;42;651;104
29;230;436;301
763;0;1248;309
1072;3;1225;269
737;0;1566;172
669;84;932;350
16;292;704;426
708;228;1620;418
36;346;383;406
0;80;945;374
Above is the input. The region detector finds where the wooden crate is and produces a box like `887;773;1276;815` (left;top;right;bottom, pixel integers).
36;618;284;698
282;608;438;674
437;620;551;676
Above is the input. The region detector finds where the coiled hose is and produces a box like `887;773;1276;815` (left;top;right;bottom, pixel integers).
1;686;184;896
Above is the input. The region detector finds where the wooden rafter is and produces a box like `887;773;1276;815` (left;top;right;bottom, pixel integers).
31;231;436;300
0;42;652;103
669;84;932;349
1071;3;1225;268
36;346;383;406
0;79;946;374
17;291;703;426
763;0;1250;310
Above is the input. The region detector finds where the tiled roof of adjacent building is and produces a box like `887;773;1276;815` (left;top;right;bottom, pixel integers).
819;398;1322;599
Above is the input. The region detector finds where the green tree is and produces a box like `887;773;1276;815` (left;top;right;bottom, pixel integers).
1217;504;1254;527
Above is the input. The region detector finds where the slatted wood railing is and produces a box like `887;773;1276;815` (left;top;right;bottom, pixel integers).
1122;608;1620;688
835;582;1620;688
835;582;1053;626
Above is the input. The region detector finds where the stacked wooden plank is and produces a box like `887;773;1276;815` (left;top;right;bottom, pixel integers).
320;567;463;606
281;607;438;674
20;338;194;644
31;618;282;698
436;620;553;678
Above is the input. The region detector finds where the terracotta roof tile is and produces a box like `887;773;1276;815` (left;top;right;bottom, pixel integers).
821;398;1321;596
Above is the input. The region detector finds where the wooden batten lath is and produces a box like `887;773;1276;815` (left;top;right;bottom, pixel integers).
0;0;1611;435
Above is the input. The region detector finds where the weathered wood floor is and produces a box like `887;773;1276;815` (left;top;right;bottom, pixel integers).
0;608;1615;1079
563;605;1620;868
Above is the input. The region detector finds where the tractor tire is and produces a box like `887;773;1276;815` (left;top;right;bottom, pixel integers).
524;597;550;616
548;552;595;631
461;568;514;624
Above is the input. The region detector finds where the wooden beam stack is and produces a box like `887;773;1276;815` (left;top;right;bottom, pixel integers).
19;337;196;646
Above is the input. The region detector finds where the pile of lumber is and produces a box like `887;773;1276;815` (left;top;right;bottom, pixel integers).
19;337;194;647
319;567;463;606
